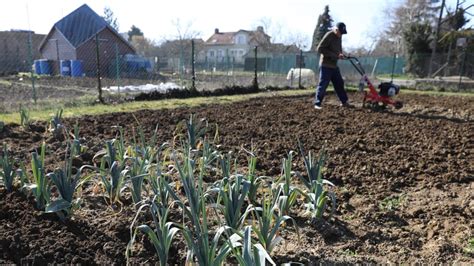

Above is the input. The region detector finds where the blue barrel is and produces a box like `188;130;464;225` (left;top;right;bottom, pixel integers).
70;60;83;77
34;60;42;74
60;60;71;76
38;59;51;75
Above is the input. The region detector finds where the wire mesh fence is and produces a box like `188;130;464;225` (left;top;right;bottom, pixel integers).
0;26;473;113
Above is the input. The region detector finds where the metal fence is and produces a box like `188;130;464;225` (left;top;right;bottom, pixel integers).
0;28;473;112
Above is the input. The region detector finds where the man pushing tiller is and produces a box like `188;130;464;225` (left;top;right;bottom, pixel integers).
314;22;352;109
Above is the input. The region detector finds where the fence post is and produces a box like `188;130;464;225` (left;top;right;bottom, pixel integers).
191;39;196;91
428;0;446;77
95;34;104;103
115;43;120;94
458;48;467;90
252;46;258;89
298;49;303;89
27;31;37;104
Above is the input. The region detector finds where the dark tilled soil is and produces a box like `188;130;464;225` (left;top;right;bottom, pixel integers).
1;92;473;264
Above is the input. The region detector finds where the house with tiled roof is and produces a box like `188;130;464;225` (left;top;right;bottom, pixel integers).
203;26;271;64
39;4;135;76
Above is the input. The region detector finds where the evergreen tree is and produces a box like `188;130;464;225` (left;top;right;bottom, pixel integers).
311;5;333;52
128;25;144;41
403;22;432;76
103;7;119;32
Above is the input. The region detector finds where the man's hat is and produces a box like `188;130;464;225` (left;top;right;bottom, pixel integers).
336;22;347;34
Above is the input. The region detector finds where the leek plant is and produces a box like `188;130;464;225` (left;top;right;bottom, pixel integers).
148;145;173;206
133;123;159;163
274;151;304;216
19;106;30;129
246;154;264;205
97;140;129;205
252;196;297;253
165;148;233;265
185;114;208;150
199;137;219;175
229;226;275;266
45;141;87;219
93;131;130;168
127;124;160;204
50;108;64;139
17;162;28;190
210;153;253;230
296;143;336;221
100;159;128;205
71;123;86;154
127;196;180;266
212;173;253;231
128;155;149;204
29;142;50;210
0;144;16;192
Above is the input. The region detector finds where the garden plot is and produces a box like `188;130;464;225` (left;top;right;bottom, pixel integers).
0;92;473;264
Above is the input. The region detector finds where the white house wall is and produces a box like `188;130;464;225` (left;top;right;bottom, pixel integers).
205;33;251;64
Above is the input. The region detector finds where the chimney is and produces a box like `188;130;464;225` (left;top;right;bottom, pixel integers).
215;28;219;34
257;26;264;32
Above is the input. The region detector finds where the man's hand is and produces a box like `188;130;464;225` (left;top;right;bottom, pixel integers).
338;53;345;59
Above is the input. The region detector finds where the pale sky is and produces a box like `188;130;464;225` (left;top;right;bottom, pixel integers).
0;0;471;50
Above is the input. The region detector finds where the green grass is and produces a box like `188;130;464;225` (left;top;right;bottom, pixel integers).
400;88;474;97
0;79;12;86
0;89;313;124
0;84;472;124
376;73;413;80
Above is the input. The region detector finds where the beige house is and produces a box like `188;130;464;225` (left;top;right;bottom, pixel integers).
203;26;271;64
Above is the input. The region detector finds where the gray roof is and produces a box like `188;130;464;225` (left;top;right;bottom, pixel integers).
40;4;134;51
54;4;108;47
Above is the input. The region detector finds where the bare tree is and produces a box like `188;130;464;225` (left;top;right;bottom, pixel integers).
252;17;284;43
283;31;311;50
171;18;202;41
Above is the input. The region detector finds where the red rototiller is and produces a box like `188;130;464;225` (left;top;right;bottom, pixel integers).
345;56;403;110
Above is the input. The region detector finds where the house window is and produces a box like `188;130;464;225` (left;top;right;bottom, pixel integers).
217;50;223;57
209;50;215;57
236;35;246;44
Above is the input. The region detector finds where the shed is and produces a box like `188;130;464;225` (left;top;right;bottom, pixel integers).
39;4;135;76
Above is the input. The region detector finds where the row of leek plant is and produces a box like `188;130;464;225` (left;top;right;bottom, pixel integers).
0;114;337;264
126;115;336;265
0;122;89;221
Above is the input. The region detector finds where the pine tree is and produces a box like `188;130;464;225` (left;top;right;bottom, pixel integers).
128;25;144;41
403;22;433;76
311;5;333;52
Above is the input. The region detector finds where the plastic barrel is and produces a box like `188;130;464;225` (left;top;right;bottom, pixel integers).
39;59;52;75
60;60;71;76
34;60;42;75
70;60;83;77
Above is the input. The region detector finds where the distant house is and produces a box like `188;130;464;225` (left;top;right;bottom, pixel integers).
203;26;271;65
0;30;45;75
39;4;135;76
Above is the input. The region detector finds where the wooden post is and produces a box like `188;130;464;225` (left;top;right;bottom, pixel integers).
95;34;104;103
252;46;258;89
191;39;196;91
